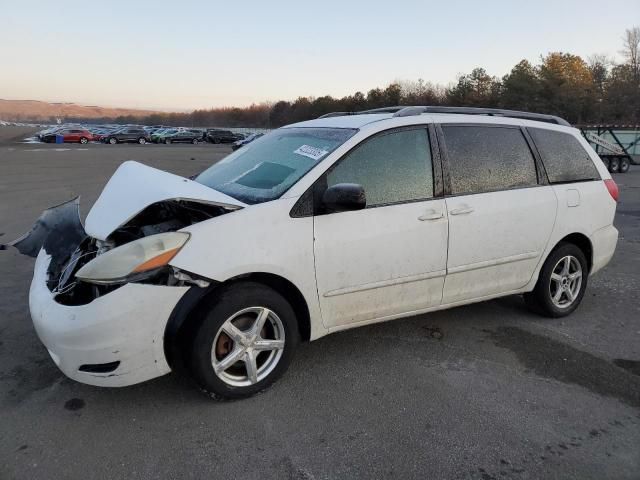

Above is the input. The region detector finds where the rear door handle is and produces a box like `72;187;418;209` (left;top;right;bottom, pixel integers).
418;209;444;221
449;204;474;215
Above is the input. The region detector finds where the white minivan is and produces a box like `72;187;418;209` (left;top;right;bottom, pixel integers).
15;107;619;399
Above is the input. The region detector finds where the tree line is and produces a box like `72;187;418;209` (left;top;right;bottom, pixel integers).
107;27;639;128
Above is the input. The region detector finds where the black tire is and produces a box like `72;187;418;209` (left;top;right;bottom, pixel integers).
79;137;88;144
524;242;588;318
108;137;117;145
609;157;620;173
213;137;221;144
138;137;146;145
192;138;198;144
619;157;630;173
188;282;299;400
165;138;172;144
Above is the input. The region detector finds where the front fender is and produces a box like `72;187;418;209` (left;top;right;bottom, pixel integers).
169;199;326;340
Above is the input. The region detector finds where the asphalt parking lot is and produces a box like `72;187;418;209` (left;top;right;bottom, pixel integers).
1;133;639;479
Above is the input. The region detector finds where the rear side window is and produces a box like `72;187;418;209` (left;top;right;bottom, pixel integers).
326;128;433;207
442;126;538;195
529;128;600;183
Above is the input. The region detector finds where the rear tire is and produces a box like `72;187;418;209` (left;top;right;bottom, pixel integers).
192;138;198;144
165;138;172;144
524;243;588;318
138;137;146;144
619;157;630;173
108;137;117;145
79;137;88;144
187;282;299;400
609;157;620;173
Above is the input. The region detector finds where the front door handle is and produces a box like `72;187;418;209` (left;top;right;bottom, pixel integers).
418;209;444;221
449;204;474;215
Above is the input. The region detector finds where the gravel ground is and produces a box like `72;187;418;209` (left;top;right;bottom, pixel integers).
0;140;639;480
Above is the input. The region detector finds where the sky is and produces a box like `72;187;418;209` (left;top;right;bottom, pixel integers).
0;0;638;111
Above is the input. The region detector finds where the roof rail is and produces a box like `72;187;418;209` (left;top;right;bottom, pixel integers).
317;111;352;118
317;107;405;119
317;106;571;126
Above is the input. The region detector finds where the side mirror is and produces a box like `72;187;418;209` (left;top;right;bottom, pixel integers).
322;183;366;213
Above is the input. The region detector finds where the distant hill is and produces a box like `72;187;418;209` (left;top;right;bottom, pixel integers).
0;99;161;122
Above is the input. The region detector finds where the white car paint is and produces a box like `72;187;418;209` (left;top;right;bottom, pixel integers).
30;250;189;386
28;111;619;387
443;186;557;303
312;199;448;327
85;160;245;241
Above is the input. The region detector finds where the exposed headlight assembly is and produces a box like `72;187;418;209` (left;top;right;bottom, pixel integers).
75;232;189;285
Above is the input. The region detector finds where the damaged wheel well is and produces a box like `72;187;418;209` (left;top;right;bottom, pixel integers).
164;272;311;371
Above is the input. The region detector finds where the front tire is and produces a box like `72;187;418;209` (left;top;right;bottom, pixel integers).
79;137;88;144
165;138;172;144
524;243;588;318
192;138;198;144
138;137;146;144
188;282;299;400
108;137;117;145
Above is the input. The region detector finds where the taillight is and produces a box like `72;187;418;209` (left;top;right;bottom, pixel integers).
604;179;619;202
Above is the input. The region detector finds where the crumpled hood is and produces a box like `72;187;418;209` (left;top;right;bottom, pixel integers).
85;161;246;240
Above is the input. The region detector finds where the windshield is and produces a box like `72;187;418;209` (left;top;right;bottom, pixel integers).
196;127;357;204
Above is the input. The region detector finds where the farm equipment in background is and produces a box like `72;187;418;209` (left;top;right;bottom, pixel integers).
579;125;640;174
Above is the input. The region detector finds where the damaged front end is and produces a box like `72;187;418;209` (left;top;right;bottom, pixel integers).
6;197;95;303
7;196;233;306
5;161;247;305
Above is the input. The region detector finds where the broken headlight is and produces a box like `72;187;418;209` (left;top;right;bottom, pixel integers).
75;232;190;285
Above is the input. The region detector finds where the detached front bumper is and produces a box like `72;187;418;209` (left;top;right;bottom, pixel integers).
29;250;189;387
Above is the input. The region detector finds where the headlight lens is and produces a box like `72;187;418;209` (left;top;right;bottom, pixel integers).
75;232;189;284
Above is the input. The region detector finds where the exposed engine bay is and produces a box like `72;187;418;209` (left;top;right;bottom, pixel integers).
8;197;232;306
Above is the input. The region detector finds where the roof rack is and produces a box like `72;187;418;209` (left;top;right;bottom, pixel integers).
317;107;405;118
317;106;571;127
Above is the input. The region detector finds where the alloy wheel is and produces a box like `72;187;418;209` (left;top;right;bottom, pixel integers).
549;255;582;308
211;307;285;387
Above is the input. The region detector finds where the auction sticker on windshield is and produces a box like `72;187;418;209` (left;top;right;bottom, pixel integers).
294;144;329;161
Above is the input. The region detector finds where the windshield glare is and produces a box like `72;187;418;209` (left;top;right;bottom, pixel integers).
195;127;357;204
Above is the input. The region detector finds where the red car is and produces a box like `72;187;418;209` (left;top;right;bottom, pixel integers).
42;128;94;144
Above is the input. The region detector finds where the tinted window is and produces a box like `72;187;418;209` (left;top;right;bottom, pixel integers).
529;128;600;183
442;126;537;195
326;128;433;207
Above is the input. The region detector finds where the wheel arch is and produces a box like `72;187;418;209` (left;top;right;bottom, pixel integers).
163;272;311;371
550;232;593;272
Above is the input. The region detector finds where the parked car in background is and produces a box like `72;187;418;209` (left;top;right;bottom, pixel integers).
89;127;118;142
231;132;264;151
163;129;202;144
104;127;150;145
37;126;63;141
150;128;173;143
41;128;94;144
206;129;242;144
189;129;207;141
